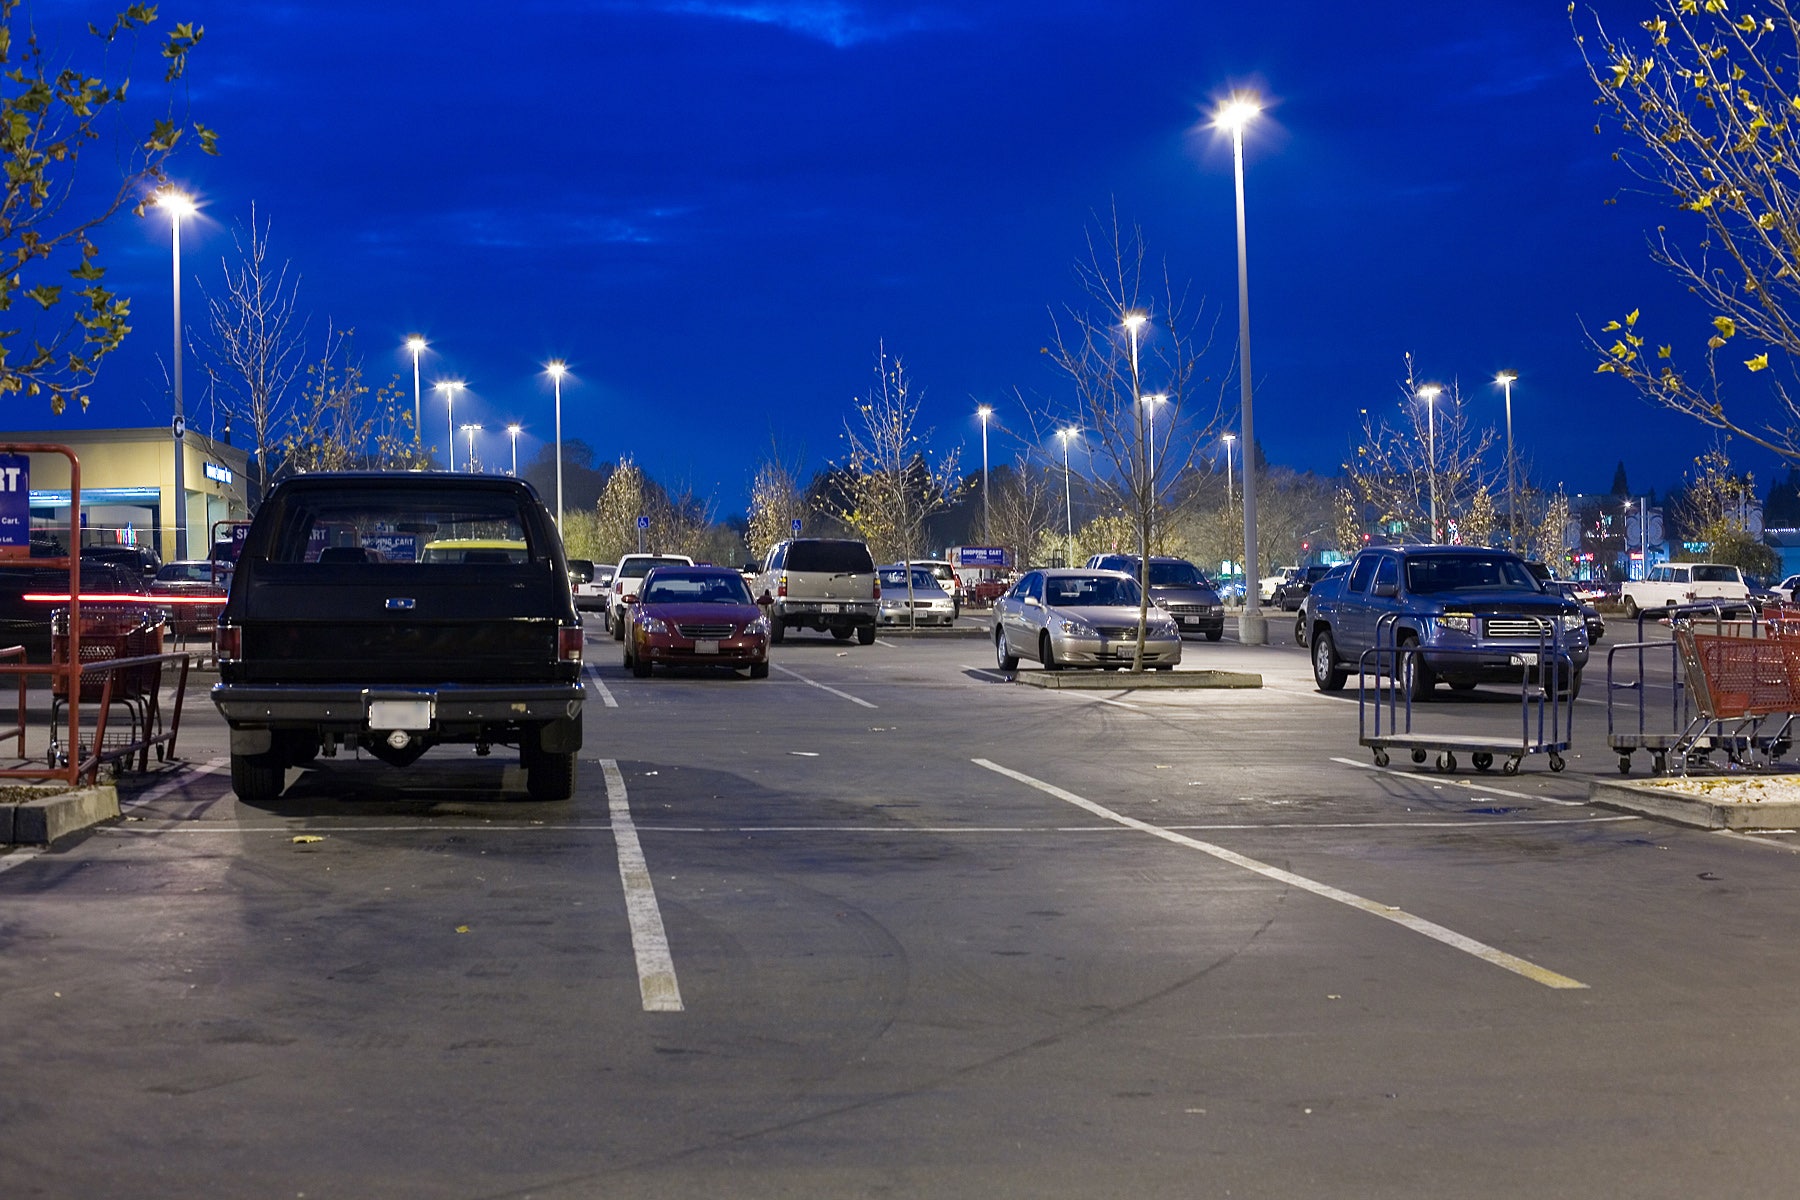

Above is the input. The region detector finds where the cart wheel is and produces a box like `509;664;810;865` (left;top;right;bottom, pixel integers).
1436;751;1457;773
1372;749;1389;768
1652;751;1668;774
1472;752;1493;772
1410;749;1427;765
1502;756;1522;776
1618;756;1632;775
1549;752;1566;773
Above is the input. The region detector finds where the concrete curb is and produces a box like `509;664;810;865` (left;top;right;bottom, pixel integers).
1012;669;1262;690
876;625;988;638
1587;778;1800;830
2;783;121;846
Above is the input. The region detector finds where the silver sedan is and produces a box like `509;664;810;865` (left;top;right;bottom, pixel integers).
877;565;957;627
992;568;1182;670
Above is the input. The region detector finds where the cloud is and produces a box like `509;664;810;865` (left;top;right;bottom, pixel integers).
607;0;969;47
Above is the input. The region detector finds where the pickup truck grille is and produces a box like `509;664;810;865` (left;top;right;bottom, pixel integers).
1484;615;1554;639
676;622;737;638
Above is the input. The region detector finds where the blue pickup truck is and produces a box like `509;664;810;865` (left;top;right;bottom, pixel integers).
1305;545;1589;700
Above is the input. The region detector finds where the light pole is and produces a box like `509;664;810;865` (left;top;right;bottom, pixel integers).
1123;311;1148;487
1496;370;1518;551
1216;96;1265;643
462;423;482;471
1417;384;1441;542
157;189;197;560
1058;427;1078;567
434;380;464;471
1222;432;1236;524
977;405;993;543
546;361;567;536
506;423;522;476
405;336;427;443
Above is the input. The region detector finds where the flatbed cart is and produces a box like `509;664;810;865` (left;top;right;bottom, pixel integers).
1357;618;1578;776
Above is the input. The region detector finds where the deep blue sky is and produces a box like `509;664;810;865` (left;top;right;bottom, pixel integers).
26;0;1759;514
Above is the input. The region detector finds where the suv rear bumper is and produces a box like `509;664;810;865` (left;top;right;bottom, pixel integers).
213;682;585;728
773;600;877;629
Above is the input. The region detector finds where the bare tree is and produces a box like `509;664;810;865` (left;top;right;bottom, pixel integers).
987;458;1059;571
201;204;307;505
275;328;428;478
823;343;962;564
746;443;807;563
1041;212;1221;669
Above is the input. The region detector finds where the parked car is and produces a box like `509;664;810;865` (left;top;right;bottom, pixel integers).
1274;565;1335;612
906;559;964;615
1293;563;1349;646
754;538;879;645
607;553;696;638
210;471;586;804
567;558;609;612
1082;554;1225;641
1306;545;1589;700
622;564;770;678
1523;562;1605;645
1619;561;1751;618
993;568;1182;671
82;543;162;578
1773;574;1800;604
150;559;227;635
877;564;957;627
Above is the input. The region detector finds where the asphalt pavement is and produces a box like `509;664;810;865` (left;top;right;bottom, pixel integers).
3;612;1798;1198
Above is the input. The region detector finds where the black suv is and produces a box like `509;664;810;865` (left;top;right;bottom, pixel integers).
1082;554;1225;641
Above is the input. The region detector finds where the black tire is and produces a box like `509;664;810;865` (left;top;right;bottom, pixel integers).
1623;596;1640;619
612;609;626;641
770;618;786;645
996;629;1019;670
631;651;652;678
1040;633;1062;672
857;625;876;646
527;751;576;801
230;752;284;804
1311;627;1346;692
748;660;770;679
1448;680;1478;692
833;627;853;641
1294;614;1307;646
1472;752;1493;772
1398;635;1435;702
1205;629;1223;643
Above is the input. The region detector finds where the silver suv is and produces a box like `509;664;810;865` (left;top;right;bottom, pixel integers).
754;538;879;644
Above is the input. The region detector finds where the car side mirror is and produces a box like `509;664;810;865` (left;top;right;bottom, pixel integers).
757;591;774;607
624;594;640;606
1372;582;1398;598
1024;595;1041;608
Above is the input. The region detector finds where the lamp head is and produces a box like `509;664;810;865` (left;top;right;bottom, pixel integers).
1122;312;1148;333
977;405;992;420
1417;384;1442;403
1214;97;1262;133
1222;433;1236;445
155;189;197;219
405;336;427;354
1142;392;1168;408
434;379;464;397
546;360;567;380
506;423;522;436
1495;370;1517;386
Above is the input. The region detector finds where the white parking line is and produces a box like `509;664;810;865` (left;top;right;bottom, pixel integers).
583;664;618;708
772;663;877;709
602;759;684;1012
121;757;229;810
974;757;1587;990
1330;756;1588;806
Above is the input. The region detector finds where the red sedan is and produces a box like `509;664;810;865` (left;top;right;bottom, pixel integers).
623;565;771;679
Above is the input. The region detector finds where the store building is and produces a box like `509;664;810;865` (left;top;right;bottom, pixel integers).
0;426;250;560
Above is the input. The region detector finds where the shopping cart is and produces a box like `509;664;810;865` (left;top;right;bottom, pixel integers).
47;605;168;770
1662;616;1800;773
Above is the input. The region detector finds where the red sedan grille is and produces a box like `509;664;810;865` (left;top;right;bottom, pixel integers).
676;622;737;639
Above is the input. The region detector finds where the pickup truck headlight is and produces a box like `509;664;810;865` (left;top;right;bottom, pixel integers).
1058;617;1097;638
1437;615;1473;633
1558;614;1584;631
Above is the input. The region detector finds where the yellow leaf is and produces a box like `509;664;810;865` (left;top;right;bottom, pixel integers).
1714;315;1738;337
1596;363;1618;374
456;925;471;934
1708;335;1728;349
1659;344;1674;358
292;835;323;844
1602;320;1623;332
1626;308;1640;326
1747;353;1770;371
1760;211;1779;229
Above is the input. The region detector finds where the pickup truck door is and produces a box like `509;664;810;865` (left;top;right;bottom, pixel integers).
1334;553;1381;657
1362;554;1405;653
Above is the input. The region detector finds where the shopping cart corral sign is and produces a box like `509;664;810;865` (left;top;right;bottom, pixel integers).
0;452;27;557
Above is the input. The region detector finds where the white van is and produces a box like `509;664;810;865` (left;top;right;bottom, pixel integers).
1620;562;1750;617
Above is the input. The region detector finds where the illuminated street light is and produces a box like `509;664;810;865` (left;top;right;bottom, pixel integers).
1417;384;1442;542
405;336;427;443
1214;93;1265;643
156;189;197;560
546;361;568;535
1496;370;1519;551
977;405;993;543
1222;432;1237;522
462;423;482;471
1058;427;1079;567
434;380;464;471
506;423;523;476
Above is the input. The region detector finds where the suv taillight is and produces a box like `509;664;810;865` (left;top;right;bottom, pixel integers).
559;626;584;664
777;574;787;598
216;625;242;662
873;578;881;599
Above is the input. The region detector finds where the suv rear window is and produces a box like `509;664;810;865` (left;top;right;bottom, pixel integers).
785;541;874;573
620;556;690;579
261;487;534;564
1691;564;1741;583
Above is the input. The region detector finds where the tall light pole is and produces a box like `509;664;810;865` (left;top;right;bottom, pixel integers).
405;336;427;443
546;361;567;536
1496;370;1518;551
157;189;197;560
977;405;993;543
1123;311;1148;487
1222;432;1236;525
1216;96;1265;643
506;423;522;476
1418;383;1441;542
434;380;464;471
1058;427;1078;567
462;423;482;471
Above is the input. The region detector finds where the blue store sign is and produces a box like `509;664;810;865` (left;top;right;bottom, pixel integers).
0;452;28;556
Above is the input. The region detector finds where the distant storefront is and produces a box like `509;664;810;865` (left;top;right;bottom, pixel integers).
0;427;249;560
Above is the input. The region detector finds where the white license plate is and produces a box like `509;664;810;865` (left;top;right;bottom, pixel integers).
1510;652;1539;666
1179;617;1198;627
368;698;434;729
693;639;720;654
820;603;840;613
